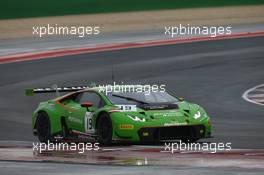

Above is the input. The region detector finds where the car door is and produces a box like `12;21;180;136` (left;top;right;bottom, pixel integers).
67;91;105;134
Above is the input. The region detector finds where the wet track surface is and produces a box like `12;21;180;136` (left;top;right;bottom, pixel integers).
0;142;264;174
1;36;264;148
1;161;263;175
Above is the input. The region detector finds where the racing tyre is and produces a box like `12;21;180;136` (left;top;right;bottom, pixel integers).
36;112;51;143
97;113;113;145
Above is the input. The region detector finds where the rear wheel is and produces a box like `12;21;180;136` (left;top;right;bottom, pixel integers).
36;112;51;143
97;113;113;145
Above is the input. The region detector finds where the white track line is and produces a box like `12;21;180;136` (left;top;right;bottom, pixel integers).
254;99;264;103
242;84;264;106
247;94;264;98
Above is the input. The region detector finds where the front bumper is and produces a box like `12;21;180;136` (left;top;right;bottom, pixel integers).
111;113;212;142
138;125;206;142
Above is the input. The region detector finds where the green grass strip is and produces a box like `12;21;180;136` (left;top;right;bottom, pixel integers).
1;0;264;19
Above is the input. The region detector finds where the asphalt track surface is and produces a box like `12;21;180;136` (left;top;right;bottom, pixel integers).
0;36;264;150
1;161;264;175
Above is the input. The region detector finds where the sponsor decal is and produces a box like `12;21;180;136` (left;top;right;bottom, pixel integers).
68;116;82;124
117;105;137;112
153;112;178;117
164;122;188;126
119;124;134;129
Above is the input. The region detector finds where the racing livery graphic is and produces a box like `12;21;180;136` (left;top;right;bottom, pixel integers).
27;86;212;144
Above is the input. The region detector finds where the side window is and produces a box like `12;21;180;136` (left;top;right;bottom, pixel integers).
75;92;105;108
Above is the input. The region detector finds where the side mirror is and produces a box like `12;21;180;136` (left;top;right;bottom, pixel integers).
81;102;93;108
178;97;184;101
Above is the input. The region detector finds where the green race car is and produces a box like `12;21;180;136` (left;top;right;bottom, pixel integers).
27;86;212;144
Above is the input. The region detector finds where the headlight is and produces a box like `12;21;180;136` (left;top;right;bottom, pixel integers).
127;115;146;122
193;111;201;119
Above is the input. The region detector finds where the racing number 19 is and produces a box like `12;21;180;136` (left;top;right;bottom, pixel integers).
85;112;94;133
88;118;92;130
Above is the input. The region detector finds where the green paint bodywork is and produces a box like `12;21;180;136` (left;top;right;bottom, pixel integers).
32;88;212;142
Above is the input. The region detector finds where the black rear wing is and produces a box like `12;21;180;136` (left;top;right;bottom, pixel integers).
25;86;89;96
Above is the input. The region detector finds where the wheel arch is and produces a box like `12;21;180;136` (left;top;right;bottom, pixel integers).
33;108;63;135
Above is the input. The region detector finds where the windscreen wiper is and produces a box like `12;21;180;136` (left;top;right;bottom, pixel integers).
112;94;149;105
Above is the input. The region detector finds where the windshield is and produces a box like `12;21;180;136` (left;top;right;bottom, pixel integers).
106;91;179;105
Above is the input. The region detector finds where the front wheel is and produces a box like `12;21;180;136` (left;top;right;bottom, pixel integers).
97;113;113;145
